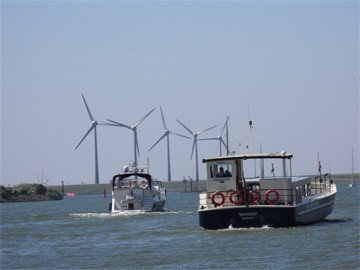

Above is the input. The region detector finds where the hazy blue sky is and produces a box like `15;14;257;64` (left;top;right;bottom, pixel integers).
1;1;359;186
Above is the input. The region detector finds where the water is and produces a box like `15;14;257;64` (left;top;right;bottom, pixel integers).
1;184;359;269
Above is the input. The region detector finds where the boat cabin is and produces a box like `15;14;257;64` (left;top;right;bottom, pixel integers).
111;173;153;190
201;152;331;207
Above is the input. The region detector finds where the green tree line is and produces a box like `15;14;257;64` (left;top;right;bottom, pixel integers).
0;183;63;202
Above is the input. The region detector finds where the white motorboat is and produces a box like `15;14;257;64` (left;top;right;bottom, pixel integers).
198;152;337;229
109;163;166;213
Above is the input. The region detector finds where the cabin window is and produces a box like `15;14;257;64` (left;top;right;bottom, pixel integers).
210;163;233;178
306;183;311;196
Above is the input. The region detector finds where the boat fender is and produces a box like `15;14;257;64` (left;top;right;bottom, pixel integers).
265;189;280;205
247;190;261;204
211;191;225;206
229;191;243;205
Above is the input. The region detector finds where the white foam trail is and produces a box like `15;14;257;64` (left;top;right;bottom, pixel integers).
69;210;194;219
70;213;113;218
217;225;273;232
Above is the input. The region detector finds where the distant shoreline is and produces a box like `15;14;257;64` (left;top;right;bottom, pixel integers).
46;173;358;196
2;174;358;198
0;194;60;203
0;184;63;203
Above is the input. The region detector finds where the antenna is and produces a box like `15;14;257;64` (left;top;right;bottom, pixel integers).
351;146;354;184
248;105;253;154
316;152;322;194
248;105;256;176
260;143;264;179
147;157;150;174
226;116;229;156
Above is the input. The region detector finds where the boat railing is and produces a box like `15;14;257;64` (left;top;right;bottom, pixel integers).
199;183;334;209
310;173;334;195
199;188;294;208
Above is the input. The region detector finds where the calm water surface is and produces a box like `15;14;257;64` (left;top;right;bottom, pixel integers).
1;184;359;269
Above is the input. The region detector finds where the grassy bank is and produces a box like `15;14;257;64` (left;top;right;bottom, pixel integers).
1;183;63;203
50;180;206;195
49;173;358;196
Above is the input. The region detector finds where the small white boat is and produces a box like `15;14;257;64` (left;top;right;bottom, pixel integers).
109;163;166;213
199;152;337;229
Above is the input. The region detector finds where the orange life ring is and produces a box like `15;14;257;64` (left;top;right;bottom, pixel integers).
229;191;243;205
247;190;261;204
211;191;225;206
265;189;280;205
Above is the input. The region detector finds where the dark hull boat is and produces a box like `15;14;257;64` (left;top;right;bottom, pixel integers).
198;153;337;230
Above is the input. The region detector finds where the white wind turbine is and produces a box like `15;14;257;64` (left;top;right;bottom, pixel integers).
176;119;217;181
148;106;191;182
199;116;230;156
107;108;156;167
75;94;108;184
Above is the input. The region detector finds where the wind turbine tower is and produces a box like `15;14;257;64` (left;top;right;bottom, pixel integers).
107;108;156;167
177;119;217;182
199;116;230;156
148;106;190;181
75;94;108;184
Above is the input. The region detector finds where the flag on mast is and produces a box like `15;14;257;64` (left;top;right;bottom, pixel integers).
130;180;133;196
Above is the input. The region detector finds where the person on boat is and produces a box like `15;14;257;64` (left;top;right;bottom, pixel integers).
224;169;232;177
216;167;225;177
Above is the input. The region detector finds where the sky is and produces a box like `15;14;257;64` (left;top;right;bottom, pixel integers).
1;0;359;186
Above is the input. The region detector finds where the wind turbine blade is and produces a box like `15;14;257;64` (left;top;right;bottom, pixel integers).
148;133;167;151
75;125;95;150
176;119;193;135
198;125;218;135
134;108;156;127
219;117;230;136
190;139;196;159
198;137;217;141
97;120;113;126
81;94;94;121
169;131;191;139
106;119;132;129
220;137;227;148
160;106;167;130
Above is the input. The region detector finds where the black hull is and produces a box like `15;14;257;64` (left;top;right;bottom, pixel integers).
199;206;296;230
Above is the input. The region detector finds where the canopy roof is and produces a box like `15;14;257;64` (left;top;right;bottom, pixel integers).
203;152;293;163
112;172;152;182
111;172;153;190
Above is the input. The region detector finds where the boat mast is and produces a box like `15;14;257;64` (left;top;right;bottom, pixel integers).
226;116;229;156
248;105;253;155
248;105;255;177
317;153;322;194
147;157;150;174
351;146;354;184
260;143;264;179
